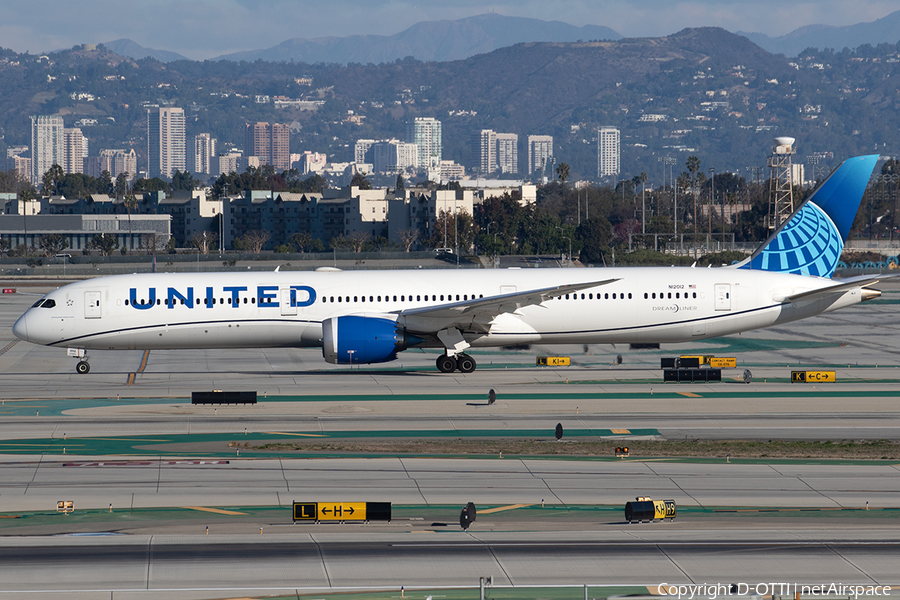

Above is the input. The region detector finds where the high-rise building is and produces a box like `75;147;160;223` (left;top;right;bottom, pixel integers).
62;127;86;175
191;133;217;176
495;133;518;174
406;117;442;170
31;115;65;185
474;129;497;174
527;135;553;177
244;122;290;171
597;126;620;179
147;107;186;179
372;140;418;174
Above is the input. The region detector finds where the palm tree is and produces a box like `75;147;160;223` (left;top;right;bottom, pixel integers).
685;156;702;235
556;162;570;188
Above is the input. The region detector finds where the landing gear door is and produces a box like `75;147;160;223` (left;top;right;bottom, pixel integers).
84;291;101;319
714;284;731;311
280;288;297;316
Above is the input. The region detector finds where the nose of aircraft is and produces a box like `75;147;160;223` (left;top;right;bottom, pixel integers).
12;311;30;342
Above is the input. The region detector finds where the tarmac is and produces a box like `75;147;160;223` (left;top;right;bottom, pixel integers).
0;276;899;598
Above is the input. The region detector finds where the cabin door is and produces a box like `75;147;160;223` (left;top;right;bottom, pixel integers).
714;284;732;311
84;291;101;319
280;288;297;316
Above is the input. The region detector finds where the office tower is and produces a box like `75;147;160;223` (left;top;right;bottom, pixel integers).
527;135;553;177
597;126;620;178
192;133;217;175
147;107;186;179
354;139;376;164
372;140;418;174
244;122;290;171
495;133;518;174
30;115;65;185
406;117;442;170
474;129;497;174
62;127;86;175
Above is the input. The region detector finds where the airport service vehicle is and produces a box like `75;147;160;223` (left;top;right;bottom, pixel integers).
13;155;886;374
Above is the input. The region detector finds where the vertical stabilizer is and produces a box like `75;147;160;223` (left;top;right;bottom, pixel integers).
736;154;879;278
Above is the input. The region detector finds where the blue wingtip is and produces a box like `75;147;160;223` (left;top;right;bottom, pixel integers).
807;154;879;240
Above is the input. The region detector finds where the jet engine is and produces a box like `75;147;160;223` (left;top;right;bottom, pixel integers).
322;315;411;364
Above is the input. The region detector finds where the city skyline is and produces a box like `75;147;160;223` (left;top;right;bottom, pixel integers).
1;1;895;60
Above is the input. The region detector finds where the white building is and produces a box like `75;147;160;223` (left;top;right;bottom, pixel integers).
147;107;186;179
354;139;376;164
474;129;497;174
527;135;553;177
31;115;64;185
98;149;137;180
496;133;518;174
598;126;620;179
62;127;87;175
406;117;442;170
294;151;327;174
191;133;217;177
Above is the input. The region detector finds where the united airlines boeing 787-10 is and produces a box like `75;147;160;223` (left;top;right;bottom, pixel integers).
13;155;886;374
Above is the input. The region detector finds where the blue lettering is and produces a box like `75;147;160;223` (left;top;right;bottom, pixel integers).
205;286;214;309
223;286;247;308
129;288;156;310
291;285;316;307
258;285;278;307
167;287;194;309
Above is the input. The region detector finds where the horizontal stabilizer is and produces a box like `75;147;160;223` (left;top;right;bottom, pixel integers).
778;274;891;304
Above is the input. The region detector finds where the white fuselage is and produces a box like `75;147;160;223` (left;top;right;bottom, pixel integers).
13;267;864;356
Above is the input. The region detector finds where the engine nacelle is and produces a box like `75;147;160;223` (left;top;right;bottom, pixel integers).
322;315;409;364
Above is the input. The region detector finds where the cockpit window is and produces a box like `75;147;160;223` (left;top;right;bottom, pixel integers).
32;298;56;309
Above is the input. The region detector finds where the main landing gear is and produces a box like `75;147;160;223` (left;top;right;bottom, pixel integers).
436;353;477;373
76;360;91;374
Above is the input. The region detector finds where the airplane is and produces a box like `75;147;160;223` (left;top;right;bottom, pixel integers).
13;154;887;375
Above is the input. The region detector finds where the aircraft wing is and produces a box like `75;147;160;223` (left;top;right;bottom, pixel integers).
395;278;619;331
779;274;892;303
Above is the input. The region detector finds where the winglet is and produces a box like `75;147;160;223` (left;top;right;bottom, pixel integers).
737;155;879;278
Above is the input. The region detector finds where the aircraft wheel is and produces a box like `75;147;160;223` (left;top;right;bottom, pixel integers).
436;355;457;373
76;361;90;374
456;354;476;373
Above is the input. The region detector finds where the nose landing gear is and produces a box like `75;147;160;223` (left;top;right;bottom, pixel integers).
67;348;90;374
76;360;91;374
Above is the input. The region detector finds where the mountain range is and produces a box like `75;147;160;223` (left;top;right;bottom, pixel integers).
739;9;900;56
100;11;900;66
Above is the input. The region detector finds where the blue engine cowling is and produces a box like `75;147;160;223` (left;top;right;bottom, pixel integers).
322;316;409;364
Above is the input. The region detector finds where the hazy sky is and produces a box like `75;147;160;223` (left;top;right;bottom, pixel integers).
1;0;896;60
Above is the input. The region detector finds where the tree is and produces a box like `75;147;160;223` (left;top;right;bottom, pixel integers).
236;230;271;253
395;174;405;191
345;230;371;252
114;172;130;197
41;164;65;196
576;217;613;264
171;170;198;191
351;172;372;190
38;234;69;258
88;233;118;256
189;231;218;255
290;231;324;253
397;228;419;252
556;162;570;188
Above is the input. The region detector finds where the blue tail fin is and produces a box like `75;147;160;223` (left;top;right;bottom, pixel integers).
737;154;879;278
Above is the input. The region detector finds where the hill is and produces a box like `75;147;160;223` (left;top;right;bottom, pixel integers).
103;39;190;63
213;14;621;64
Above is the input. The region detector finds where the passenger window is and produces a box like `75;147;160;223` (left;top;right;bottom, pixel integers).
589;293;593;299
581;294;585;299
605;293;609;299
378;296;382;302
394;296;397;301
125;299;130;306
628;293;632;299
251;297;255;304
338;297;342;302
644;293;648;299
354;296;358;302
693;292;697;298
